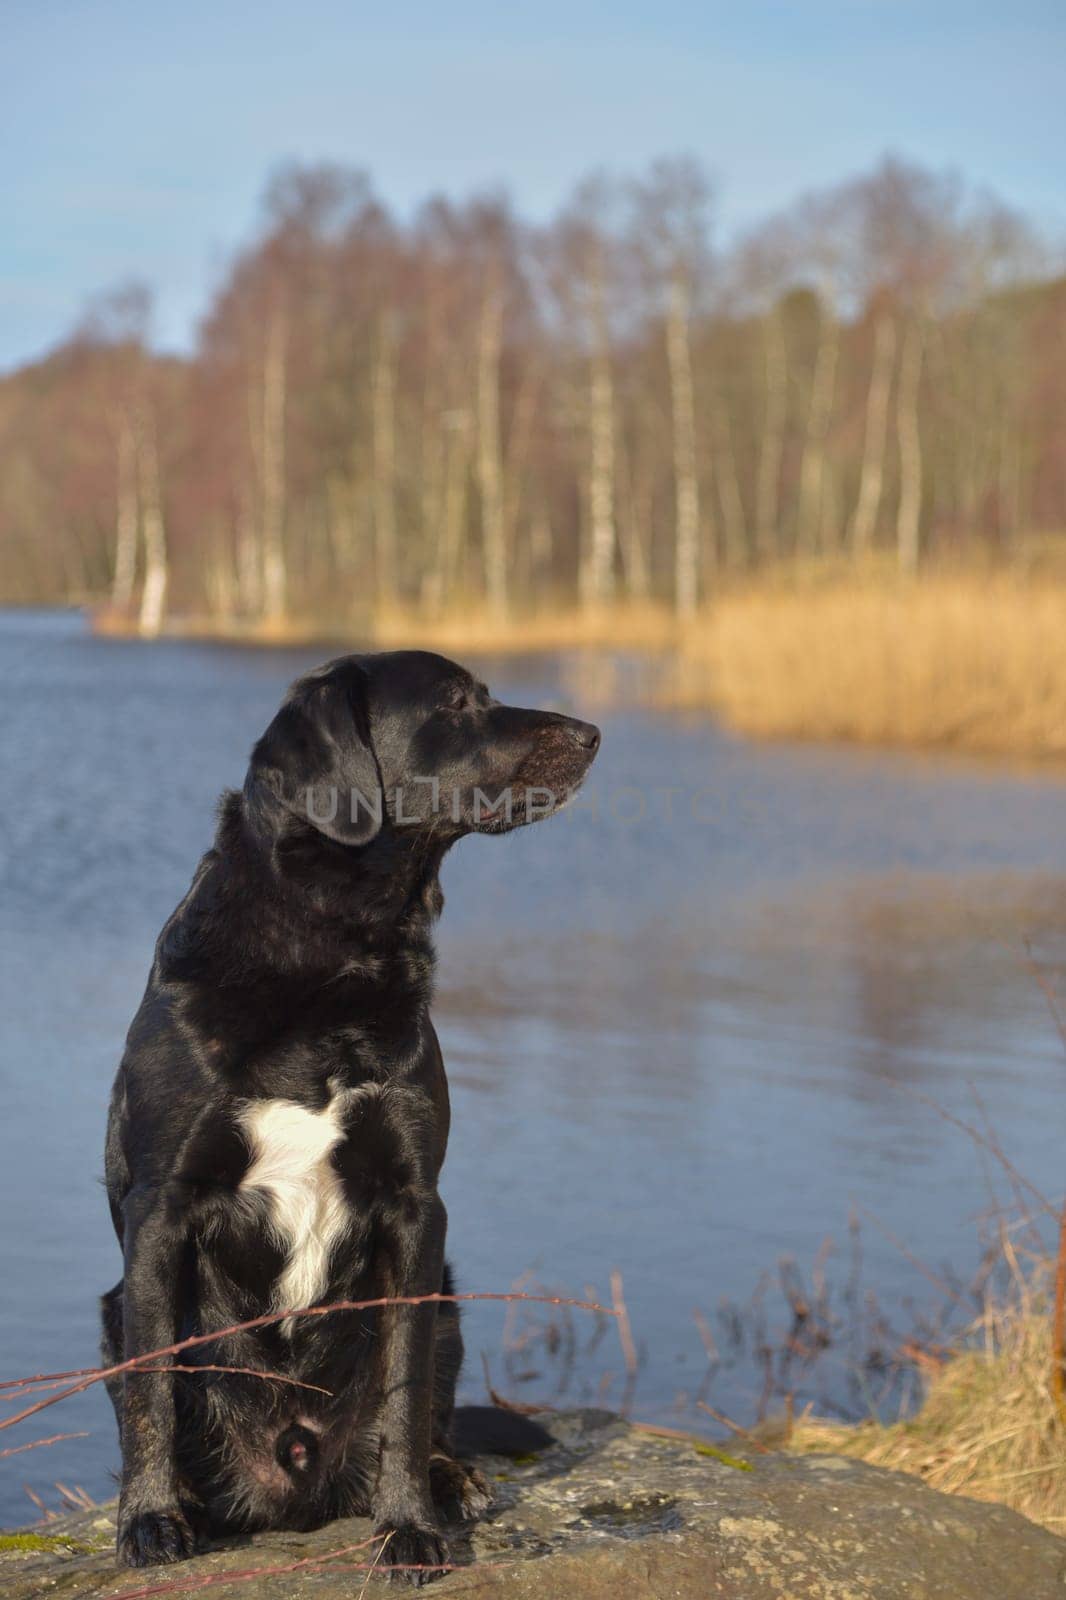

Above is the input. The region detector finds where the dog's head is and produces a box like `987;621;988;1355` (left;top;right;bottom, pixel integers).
245;650;600;849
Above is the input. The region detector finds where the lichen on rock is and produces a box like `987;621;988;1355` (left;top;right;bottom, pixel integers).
2;1408;1064;1598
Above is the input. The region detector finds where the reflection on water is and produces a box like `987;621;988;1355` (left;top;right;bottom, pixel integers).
0;609;1064;1521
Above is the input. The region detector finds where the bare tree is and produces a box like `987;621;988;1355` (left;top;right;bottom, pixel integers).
260;306;287;620
111;412;139;610
795;290;840;552
546;175;623;606
755;305;789;562
895;314;925;574
372;309;398;604
136;404;169;636
849;307;897;555
727;228;793;566
477;262;507;614
0;155;1059;622
631;158;713;615
79;285;153;612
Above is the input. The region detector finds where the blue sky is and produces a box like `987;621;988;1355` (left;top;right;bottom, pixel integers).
2;0;1063;370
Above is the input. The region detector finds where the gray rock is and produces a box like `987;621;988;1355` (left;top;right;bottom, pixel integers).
2;1408;1063;1598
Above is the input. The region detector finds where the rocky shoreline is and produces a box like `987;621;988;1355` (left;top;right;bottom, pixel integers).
3;1408;1064;1598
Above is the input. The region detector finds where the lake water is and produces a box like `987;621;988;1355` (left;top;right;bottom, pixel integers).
1;607;1065;1524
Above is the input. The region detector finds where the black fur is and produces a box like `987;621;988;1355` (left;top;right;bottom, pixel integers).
101;650;600;1584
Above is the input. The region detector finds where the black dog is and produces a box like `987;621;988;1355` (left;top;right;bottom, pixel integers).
101;650;599;1583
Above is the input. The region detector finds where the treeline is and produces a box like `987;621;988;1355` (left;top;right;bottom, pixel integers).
1;155;1064;628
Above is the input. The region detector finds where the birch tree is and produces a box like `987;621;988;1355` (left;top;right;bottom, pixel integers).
81;285;151;612
631;158;712;617
666;270;701;613
136;404;169;636
111;411;139;610
372;309;398;604
849;308;897;555
544;176;625;606
795;288;840;552
477;262;507;614
260;306;288;620
729;230;793;566
755;306;789;562
895;314;925;574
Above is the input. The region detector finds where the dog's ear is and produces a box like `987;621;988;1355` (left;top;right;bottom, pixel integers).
246;668;382;847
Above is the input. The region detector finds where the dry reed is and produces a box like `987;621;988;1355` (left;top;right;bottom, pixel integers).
790;1254;1066;1531
671;573;1066;759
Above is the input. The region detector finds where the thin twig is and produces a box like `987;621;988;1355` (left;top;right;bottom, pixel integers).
108;1537;384;1600
0;1291;616;1436
610;1269;637;1379
696;1401;772;1454
113;1555;507;1599
5;1365;331;1402
55;1481;95;1512
0;1432;88;1461
1052;1199;1066;1426
854;1204;969;1309
1022;937;1066;1051
22;1484;57;1521
357;1529;393;1600
692;1307;719;1363
901;1087;1056;1220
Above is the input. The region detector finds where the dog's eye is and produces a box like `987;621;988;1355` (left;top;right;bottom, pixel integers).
441;685;470;714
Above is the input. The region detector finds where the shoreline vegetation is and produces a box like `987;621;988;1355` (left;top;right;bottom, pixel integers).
91;556;1066;762
789;1257;1066;1533
3;153;1064;768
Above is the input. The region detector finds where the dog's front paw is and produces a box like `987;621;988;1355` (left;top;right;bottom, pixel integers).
116;1508;198;1568
373;1522;449;1587
430;1454;492;1523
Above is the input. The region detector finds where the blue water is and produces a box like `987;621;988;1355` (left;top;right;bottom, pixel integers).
1;607;1065;1523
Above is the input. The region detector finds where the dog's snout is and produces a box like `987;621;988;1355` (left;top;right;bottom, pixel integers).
565;718;601;753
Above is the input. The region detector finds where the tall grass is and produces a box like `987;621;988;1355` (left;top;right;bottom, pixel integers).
95;561;1066;762
790;1252;1066;1531
671;572;1066;759
372;598;677;656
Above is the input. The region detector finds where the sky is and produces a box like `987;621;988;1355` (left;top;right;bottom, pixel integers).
1;0;1063;371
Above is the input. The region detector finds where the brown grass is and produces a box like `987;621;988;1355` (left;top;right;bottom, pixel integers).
670;572;1066;759
789;1258;1066;1532
372;598;677;655
91;598;678;656
92;562;1066;761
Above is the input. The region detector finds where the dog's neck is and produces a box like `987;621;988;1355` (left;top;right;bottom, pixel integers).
163;794;449;997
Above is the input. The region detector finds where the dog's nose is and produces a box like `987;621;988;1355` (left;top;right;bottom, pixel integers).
565;719;601;753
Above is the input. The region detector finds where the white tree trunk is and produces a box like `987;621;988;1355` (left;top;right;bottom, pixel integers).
796;302;839;553
236;487;263;615
849;312;896;556
896;317;925;575
136;411;168;637
998;416;1022;548
420;390;445;602
205;538;236;618
111;411;138;611
582;269;616;606
708;388;747;568
667;273;700;616
260;310;287;621
529;502;555;585
372;310;398;605
424;409;470;611
754;309;788;562
617;445;650;598
477;278;508;614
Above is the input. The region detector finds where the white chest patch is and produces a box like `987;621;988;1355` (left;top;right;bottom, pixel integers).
238;1090;363;1337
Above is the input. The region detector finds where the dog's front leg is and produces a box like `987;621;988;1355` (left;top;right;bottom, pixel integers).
373;1192;449;1586
115;1187;197;1569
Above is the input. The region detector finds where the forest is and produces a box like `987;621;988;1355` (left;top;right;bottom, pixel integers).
0;154;1063;635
